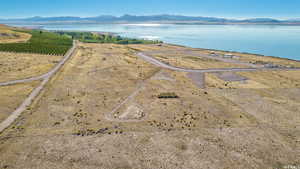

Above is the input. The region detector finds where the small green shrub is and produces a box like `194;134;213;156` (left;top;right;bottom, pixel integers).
158;92;179;99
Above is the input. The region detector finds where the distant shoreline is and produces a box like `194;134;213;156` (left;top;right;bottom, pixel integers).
1;14;300;25
167;43;300;62
9;24;300;62
5;22;300;26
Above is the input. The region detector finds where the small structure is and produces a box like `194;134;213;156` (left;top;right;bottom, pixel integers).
264;63;282;68
232;55;240;59
223;53;240;59
209;51;218;57
224;53;234;58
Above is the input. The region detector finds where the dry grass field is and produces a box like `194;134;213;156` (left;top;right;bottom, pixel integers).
130;43;300;69
0;25;65;82
0;42;299;169
0;25;31;43
189;47;300;68
0;81;40;122
0;52;63;82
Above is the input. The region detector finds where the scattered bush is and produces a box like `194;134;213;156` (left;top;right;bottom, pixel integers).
158;92;179;99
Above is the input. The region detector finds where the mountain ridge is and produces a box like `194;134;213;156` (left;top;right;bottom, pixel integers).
0;14;299;25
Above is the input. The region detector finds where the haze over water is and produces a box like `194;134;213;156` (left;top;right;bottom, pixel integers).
37;24;300;60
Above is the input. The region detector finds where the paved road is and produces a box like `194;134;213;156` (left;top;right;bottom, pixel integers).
0;41;76;133
137;52;300;73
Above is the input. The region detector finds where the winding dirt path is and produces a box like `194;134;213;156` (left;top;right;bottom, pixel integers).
137;52;300;73
0;43;75;86
105;51;300;123
104;81;147;122
144;49;261;68
0;41;76;133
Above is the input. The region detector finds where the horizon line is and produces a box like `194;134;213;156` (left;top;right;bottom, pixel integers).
0;14;299;21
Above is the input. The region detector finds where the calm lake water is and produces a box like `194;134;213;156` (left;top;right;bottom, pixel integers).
17;24;300;60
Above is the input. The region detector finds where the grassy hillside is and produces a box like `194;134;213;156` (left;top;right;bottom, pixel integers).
0;25;31;43
0;29;72;55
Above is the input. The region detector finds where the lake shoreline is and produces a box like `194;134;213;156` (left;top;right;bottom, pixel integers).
166;43;300;62
6;22;300;26
10;24;300;62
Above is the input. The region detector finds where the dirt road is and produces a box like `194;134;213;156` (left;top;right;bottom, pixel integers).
0;43;76;87
144;49;261;68
0;41;76;133
137;52;300;73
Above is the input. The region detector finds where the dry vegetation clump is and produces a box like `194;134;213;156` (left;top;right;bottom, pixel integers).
73;127;124;136
157;92;179;99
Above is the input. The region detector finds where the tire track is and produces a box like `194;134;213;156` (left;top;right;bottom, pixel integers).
0;41;77;133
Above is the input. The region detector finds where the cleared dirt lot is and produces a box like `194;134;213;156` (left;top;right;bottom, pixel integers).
0;52;63;82
0;43;299;169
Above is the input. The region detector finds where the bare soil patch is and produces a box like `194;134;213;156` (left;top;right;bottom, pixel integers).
187;72;206;88
213;72;248;82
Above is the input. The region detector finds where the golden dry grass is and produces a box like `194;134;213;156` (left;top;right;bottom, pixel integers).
191;48;300;68
0;43;299;169
238;70;300;88
152;53;249;69
129;43;300;69
0;52;63;82
0;81;40;122
205;70;300;89
0;25;31;43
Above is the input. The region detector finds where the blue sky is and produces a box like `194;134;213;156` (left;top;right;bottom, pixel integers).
1;0;300;19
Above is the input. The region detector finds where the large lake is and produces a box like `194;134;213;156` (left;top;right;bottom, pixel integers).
18;24;300;60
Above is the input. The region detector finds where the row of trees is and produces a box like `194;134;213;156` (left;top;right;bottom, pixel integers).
0;30;73;55
58;31;162;45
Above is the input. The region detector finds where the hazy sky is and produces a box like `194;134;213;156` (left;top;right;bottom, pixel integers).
1;0;300;19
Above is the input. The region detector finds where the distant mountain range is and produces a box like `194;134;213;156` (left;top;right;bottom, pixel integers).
1;14;300;25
